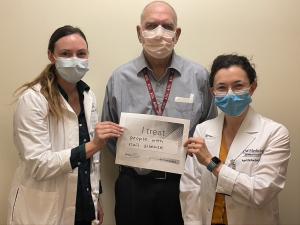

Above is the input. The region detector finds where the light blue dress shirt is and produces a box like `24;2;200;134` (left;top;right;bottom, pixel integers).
101;52;217;155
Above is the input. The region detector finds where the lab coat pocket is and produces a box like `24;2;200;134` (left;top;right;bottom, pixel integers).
12;185;58;225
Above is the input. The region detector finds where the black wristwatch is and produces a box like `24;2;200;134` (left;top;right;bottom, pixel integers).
207;156;221;172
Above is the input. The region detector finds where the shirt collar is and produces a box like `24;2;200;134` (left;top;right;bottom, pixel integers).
77;80;90;93
58;80;90;101
135;51;183;76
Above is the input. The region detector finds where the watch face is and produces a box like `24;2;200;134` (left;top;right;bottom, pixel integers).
212;156;221;164
207;156;221;172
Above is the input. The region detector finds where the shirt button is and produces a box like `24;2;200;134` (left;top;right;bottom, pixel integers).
83;139;87;142
86;187;90;192
78;162;81;166
85;170;88;174
79;124;82;127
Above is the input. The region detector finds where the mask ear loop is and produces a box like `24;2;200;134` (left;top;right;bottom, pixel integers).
249;81;257;96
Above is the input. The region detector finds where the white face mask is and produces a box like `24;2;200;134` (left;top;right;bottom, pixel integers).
141;25;176;59
55;57;89;84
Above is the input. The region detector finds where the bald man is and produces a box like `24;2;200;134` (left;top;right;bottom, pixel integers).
102;1;217;225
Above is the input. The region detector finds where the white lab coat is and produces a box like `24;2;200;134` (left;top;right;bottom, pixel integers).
7;84;101;225
180;107;290;225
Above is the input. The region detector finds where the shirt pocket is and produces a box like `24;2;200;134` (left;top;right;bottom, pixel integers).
11;185;58;225
174;101;194;120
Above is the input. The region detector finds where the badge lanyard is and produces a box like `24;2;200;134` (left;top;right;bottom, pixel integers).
143;69;174;116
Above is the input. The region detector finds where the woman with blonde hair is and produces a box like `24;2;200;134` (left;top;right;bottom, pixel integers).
8;25;123;225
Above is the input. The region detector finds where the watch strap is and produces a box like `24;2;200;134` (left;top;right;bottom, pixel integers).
207;156;221;172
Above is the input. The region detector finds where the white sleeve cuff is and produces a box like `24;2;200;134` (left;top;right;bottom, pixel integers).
60;149;73;173
216;165;239;195
183;220;201;225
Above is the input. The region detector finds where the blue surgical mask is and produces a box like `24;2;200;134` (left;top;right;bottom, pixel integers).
214;89;252;117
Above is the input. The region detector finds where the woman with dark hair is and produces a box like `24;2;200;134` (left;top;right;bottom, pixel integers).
180;54;290;225
8;25;123;225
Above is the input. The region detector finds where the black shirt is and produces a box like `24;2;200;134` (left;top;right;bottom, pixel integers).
58;81;95;223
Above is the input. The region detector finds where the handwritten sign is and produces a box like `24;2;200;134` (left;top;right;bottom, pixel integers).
115;113;190;174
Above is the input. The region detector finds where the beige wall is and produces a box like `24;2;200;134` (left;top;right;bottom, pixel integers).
1;0;299;224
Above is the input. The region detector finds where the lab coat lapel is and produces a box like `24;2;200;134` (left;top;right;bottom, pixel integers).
83;91;93;132
60;90;95;132
60;93;76;115
226;107;260;164
204;113;225;157
202;114;225;183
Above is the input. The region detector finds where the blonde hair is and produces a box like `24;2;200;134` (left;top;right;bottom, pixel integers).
14;25;88;120
15;64;65;120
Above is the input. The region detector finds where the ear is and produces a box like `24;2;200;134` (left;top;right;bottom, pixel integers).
249;81;257;96
174;27;181;44
48;50;55;64
137;25;143;43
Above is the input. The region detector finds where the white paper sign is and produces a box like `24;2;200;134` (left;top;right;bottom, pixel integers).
115;113;190;174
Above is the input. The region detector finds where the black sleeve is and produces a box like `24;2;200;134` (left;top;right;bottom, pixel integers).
70;144;86;169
